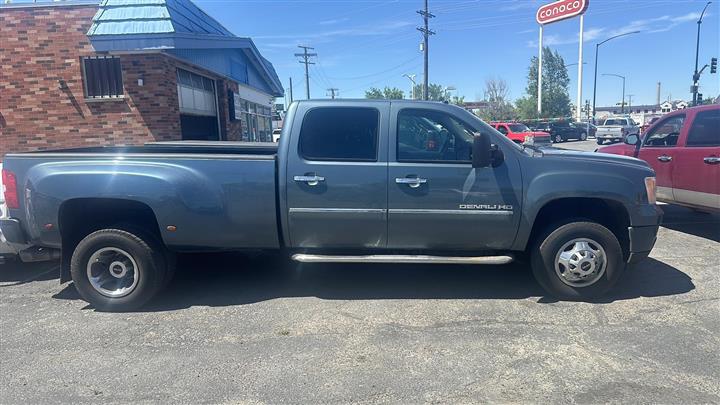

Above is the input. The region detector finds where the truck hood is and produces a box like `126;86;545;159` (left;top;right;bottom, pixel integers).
541;148;650;169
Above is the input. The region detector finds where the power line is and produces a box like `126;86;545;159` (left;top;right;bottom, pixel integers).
294;45;317;99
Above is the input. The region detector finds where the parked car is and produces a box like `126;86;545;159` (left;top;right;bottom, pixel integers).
596;117;640;145
490;122;551;147
1;100;661;311
531;121;588;143
573;122;596;138
272;128;282;143
598;104;719;212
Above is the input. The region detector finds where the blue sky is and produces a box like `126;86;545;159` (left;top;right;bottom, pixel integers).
195;0;720;107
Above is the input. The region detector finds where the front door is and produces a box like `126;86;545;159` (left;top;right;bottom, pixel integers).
638;113;687;201
387;105;523;251
672;108;720;209
286;105;389;249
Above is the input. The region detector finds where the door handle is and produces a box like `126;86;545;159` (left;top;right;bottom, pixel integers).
657;155;672;163
704;157;720;164
395;177;427;188
294;175;325;186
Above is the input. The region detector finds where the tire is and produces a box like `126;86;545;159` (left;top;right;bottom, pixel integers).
596;139;604;145
553;134;563;143
531;221;624;300
580;131;587;141
70;229;167;311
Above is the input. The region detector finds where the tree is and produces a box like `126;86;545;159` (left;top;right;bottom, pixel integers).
478;77;516;121
516;46;572;119
412;83;447;101
365;86;405;99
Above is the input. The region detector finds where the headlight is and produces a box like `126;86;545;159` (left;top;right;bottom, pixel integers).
644;177;656;204
524;135;532;144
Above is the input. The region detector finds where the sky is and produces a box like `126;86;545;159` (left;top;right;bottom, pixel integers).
192;0;719;108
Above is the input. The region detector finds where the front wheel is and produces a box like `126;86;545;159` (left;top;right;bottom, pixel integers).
553;134;563;143
71;229;167;311
580;131;587;141
531;221;624;300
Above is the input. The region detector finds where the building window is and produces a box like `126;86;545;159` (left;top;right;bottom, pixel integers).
82;56;123;98
177;69;217;117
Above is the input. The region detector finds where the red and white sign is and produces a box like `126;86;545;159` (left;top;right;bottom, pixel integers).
536;0;589;25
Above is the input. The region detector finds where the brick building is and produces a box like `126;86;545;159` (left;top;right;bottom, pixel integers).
0;0;283;155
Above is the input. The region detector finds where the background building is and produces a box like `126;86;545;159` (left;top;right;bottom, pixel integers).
0;0;283;155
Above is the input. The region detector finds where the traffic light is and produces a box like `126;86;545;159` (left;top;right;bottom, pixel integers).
698;93;703;104
711;57;717;74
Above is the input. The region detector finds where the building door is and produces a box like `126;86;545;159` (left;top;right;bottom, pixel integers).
177;69;219;141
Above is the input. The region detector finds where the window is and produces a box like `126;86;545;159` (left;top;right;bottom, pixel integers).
686;109;720;147
508;124;530;133
643;115;685;147
82;56;123;98
299;107;378;161
177;69;216;117
603;119;627;126
496;125;508;135
397;109;475;163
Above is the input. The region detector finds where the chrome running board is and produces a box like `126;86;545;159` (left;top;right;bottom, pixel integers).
291;254;513;265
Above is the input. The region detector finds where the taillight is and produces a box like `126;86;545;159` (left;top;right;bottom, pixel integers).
1;169;19;209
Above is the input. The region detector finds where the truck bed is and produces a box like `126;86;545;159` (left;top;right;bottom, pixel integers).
10;141;279;157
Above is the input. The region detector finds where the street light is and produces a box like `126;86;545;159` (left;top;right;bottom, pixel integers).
403;74;417;100
692;1;712;105
591;31;640;121
602;73;626;114
443;86;457;101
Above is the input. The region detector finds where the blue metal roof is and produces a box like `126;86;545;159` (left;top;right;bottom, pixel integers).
86;0;283;97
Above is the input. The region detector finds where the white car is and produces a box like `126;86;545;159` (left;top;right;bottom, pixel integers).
596;117;640;145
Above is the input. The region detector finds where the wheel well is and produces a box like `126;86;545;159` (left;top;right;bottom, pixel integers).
528;198;630;258
58;198;162;282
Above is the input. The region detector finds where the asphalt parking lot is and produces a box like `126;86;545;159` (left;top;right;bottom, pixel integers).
1;140;719;404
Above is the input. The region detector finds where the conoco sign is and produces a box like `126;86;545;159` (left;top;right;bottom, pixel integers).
536;0;589;25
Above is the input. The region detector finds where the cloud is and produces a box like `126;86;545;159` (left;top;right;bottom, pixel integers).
526;11;704;47
253;20;414;44
319;17;350;26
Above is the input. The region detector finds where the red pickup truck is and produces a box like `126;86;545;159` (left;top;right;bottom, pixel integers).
491;122;551;147
598;104;719;212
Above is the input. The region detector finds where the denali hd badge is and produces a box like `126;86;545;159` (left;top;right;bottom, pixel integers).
459;204;513;211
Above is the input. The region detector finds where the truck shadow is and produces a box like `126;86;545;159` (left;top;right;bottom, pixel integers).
52;253;694;311
659;204;720;243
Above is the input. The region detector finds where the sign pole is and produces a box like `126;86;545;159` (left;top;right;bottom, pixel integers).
576;14;584;121
537;24;543;116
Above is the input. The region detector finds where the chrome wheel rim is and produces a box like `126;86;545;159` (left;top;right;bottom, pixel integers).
555;134;562;143
554;238;607;287
86;247;140;298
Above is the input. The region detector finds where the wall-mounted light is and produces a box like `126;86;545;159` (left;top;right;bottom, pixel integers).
137;76;144;87
58;79;68;90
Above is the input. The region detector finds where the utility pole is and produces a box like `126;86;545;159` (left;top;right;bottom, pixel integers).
294;45;316;100
403;74;417;99
288;77;294;104
417;0;435;100
327;88;339;99
692;2;712;106
627;94;634;110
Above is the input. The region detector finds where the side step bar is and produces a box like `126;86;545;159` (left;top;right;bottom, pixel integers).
291;254;513;265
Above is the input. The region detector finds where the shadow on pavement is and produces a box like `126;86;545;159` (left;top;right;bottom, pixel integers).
0;260;59;285
51;253;694;311
660;204;720;242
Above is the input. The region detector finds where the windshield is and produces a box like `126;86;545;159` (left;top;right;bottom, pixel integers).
508;124;530;133
603;119;627;126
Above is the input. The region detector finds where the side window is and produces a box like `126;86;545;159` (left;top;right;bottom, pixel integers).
299;107;379;161
397;109;475;163
643;115;685;147
497;125;509;135
686;109;720;147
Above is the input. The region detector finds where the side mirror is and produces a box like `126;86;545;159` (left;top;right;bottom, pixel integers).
625;134;639;146
472;133;492;168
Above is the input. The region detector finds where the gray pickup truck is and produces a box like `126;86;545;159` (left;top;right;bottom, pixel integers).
1;100;662;311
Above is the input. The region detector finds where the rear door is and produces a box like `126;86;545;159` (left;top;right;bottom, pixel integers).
387;104;523;251
672;108;720;210
637;113;687;201
286;104;389;248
